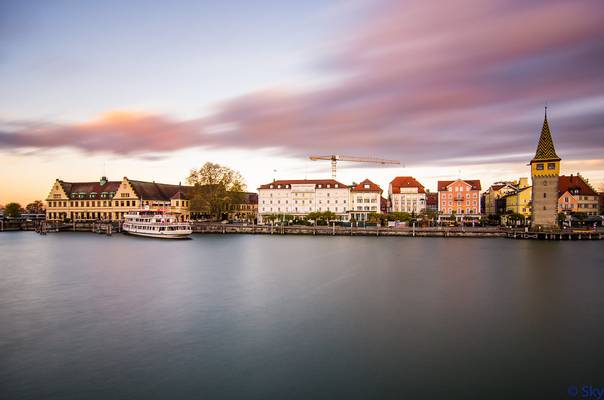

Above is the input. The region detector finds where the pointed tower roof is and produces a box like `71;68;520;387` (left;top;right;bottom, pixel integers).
531;107;560;162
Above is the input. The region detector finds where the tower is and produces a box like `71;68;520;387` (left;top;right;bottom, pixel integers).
530;108;561;229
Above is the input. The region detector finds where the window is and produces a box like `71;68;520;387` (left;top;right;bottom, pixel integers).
547;163;556;170
543;193;546;198
536;164;544;170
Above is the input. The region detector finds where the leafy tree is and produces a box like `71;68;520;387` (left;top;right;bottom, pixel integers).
5;202;23;218
26;200;45;214
306;211;337;225
187;162;246;220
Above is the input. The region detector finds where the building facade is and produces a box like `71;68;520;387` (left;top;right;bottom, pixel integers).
437;179;481;220
349;179;382;221
483;180;527;216
389;176;426;214
46;176;191;221
502;186;532;218
530;110;561;229
257;179;350;223
557;174;599;216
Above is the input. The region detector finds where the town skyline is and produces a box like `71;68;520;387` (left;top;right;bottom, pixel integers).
2;0;604;204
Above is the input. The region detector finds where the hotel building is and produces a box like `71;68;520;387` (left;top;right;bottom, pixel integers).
257;179;350;223
388;176;426;213
437;179;481;220
349;179;382;221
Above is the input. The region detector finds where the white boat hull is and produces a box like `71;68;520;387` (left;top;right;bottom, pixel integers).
123;229;192;239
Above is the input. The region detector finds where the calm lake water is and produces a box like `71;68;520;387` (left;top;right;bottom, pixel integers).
1;232;603;399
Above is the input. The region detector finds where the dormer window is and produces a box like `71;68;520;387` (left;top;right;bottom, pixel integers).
327;184;331;188
364;184;370;189
536;164;544;170
270;185;273;189
318;184;322;188
547;163;556;170
277;185;281;188
335;184;338;188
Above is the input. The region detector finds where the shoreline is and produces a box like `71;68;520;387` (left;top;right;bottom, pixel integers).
2;221;603;240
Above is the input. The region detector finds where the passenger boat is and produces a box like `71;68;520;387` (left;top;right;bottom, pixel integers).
123;210;192;239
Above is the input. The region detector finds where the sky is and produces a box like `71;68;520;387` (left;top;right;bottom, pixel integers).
1;0;603;205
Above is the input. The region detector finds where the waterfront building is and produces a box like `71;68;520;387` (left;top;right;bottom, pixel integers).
228;192;258;222
437;179;481;221
530;110;561;229
349;179;382;221
257;179;350;223
388;176;426;214
501;185;532;218
46;176;192;221
483;180;525;216
558;174;599;216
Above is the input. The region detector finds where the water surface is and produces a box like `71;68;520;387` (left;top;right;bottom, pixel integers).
1;232;603;399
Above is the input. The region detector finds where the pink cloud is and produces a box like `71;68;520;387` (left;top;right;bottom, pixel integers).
2;0;603;165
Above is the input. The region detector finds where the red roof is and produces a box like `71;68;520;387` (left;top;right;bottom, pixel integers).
390;176;426;194
258;179;348;189
351;179;382;193
558;175;597;197
438;179;481;191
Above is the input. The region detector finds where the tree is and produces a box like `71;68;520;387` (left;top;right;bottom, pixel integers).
5;202;23;218
26;200;45;214
187;162;246;220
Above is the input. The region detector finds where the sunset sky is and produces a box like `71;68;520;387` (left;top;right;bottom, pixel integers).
1;0;603;205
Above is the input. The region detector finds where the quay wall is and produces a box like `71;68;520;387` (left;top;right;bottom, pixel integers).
1;221;602;240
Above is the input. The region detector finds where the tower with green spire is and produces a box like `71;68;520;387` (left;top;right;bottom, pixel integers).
530;107;561;229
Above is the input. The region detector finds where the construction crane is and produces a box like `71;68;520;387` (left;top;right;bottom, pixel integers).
309;155;401;179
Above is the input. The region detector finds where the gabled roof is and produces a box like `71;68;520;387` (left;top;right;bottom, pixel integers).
390;176;426;193
351;179;382;193
129;180;193;201
238;192;258;204
558;175;597;197
438;179;481;191
531;109;560;162
258;179;348;189
58;180;121;199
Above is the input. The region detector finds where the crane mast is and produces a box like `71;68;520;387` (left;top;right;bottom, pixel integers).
308;155;400;179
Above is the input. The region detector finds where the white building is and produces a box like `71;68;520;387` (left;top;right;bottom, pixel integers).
349;179;382;221
389;176;426;213
257;179;350;223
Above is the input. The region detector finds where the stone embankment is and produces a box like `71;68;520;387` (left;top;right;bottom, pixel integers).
2;221;602;240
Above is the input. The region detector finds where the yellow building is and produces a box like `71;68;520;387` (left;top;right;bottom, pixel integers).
46;176;191;221
502;186;532;218
483;178;529;215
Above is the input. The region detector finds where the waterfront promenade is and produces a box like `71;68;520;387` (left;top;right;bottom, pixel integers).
2;220;603;240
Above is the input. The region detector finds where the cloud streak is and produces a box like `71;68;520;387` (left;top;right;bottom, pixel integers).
1;0;603;166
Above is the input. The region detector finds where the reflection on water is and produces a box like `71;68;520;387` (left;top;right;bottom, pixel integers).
1;232;603;399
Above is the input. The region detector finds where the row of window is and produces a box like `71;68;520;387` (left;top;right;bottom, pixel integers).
441;201;478;206
535;163;556;171
443;209;478;214
48;200;188;208
261;207;346;213
263;199;346;205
